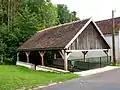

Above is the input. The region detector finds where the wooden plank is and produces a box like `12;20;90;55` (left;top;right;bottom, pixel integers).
65;18;92;49
92;20;110;49
66;49;109;52
68;22;110;50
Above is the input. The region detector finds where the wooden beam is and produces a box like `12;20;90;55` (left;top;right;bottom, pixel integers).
63;50;72;71
39;51;46;66
103;50;109;63
82;51;88;62
25;51;30;63
64;50;68;71
66;49;109;52
82;51;88;55
66;52;72;59
54;53;57;59
17;52;20;61
59;50;64;59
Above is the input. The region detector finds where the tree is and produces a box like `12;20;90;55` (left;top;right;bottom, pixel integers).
71;11;79;21
0;0;20;28
57;4;71;24
18;0;58;30
0;0;59;64
57;4;79;24
0;0;80;64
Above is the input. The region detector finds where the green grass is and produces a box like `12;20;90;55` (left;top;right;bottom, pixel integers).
109;63;120;66
0;65;78;90
114;64;120;66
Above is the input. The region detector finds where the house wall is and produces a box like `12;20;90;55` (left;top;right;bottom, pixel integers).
104;33;120;62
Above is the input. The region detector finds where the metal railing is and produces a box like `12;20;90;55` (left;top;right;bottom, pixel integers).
68;56;111;72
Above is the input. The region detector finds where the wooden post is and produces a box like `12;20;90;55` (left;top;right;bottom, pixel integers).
112;10;116;65
82;51;88;62
59;50;64;59
54;53;57;59
88;58;89;69
100;57;101;68
104;50;109;63
17;52;19;61
107;53;108;63
25;51;30;63
84;54;85;62
64;50;68;71
39;51;46;66
59;50;71;71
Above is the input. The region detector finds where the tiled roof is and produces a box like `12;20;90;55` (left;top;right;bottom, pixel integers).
18;19;90;51
96;17;120;34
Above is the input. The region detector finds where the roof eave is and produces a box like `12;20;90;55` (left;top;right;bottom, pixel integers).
17;47;65;52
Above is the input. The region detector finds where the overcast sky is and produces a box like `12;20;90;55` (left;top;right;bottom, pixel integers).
51;0;120;21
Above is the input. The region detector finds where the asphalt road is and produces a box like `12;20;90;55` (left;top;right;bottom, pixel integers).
37;68;120;90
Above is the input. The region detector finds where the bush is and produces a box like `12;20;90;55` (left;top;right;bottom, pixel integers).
2;58;16;65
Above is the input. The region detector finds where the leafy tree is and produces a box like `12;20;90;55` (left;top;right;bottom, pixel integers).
0;0;59;64
71;11;79;21
0;24;19;64
0;24;7;59
0;0;20;28
18;0;58;30
57;4;79;24
0;0;80;64
57;4;71;24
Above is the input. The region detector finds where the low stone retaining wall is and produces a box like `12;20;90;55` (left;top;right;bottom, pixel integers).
16;61;69;73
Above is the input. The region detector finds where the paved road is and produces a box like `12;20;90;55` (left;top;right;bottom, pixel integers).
38;68;120;90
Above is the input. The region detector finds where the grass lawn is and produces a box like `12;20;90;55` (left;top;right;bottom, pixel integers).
114;64;120;66
109;63;120;66
0;65;78;90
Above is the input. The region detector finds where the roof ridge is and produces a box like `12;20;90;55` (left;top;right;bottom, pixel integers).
37;18;91;33
96;17;120;22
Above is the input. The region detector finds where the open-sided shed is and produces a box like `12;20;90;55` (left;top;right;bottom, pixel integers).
17;18;110;71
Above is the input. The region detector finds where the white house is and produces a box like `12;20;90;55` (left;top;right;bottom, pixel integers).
97;17;120;62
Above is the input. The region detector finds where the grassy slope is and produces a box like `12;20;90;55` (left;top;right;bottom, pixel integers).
0;65;78;90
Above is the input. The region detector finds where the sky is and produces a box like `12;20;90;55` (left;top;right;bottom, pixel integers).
51;0;120;21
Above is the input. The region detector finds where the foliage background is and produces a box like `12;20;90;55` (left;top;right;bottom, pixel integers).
0;0;79;64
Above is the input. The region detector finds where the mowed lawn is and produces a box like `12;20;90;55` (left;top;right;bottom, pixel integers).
0;65;78;90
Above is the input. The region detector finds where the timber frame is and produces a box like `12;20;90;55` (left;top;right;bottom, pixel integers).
17;18;110;71
17;50;71;71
